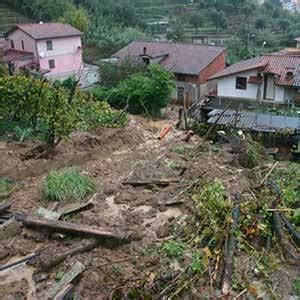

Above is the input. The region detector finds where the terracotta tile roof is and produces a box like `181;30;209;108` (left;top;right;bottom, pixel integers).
261;54;300;87
6;23;82;40
210;53;300;87
112;41;226;75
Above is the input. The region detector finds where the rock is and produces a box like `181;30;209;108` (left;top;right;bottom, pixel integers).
33;273;50;283
0;217;22;240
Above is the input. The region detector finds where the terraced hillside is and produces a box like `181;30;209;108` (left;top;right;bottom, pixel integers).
0;4;32;35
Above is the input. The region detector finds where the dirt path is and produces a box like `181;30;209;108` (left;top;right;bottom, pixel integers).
0;109;255;299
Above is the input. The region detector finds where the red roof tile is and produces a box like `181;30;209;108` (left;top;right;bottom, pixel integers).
6;23;82;40
112;41;226;75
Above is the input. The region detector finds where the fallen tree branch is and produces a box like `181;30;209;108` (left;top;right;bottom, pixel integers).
122;179;180;187
280;214;300;247
86;255;139;270
272;211;299;262
260;161;279;185
14;213;129;246
222;193;241;296
32;239;99;271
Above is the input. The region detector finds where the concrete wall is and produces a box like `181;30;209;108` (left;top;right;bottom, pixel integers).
217;70;259;99
37;36;82;78
217;70;286;103
8;29;38;61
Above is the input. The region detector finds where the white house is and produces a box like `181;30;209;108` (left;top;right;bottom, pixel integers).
209;53;300;107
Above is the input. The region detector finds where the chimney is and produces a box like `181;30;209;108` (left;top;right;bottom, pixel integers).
143;46;147;55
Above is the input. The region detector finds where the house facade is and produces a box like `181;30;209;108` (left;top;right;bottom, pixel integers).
1;23;83;80
209;52;300;108
112;41;226;103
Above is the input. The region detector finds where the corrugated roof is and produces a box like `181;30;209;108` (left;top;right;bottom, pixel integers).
6;23;83;40
112;41;226;76
207;109;299;132
210;53;300;87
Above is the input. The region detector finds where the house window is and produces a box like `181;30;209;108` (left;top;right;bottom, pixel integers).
21;40;24;50
177;74;186;82
236;76;247;90
48;59;55;69
10;39;14;49
46;40;53;51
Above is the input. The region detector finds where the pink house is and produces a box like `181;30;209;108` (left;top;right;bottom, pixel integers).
1;22;83;80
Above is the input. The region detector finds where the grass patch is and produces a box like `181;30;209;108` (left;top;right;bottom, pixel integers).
0;178;14;194
166;160;181;170
43;167;94;202
171;144;193;154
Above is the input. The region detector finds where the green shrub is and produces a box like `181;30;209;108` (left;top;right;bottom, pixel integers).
106;64;174;117
43;167;94;202
78;101;128;130
239;135;264;169
162;241;186;259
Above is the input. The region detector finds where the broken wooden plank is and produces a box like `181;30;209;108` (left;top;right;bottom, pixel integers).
122;179;180;187
0;202;11;214
37;198;95;221
49;261;84;298
14;213;129;245
59;200;94;218
36;239;99;271
0;253;39;272
54;284;74;300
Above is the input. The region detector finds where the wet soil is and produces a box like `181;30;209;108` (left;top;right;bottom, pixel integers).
0;108;297;299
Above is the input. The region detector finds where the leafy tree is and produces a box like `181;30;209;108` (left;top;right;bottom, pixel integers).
99;57;147;88
255;17;267;30
98;64;174;117
209;9;227;32
277;18;291;33
0;75;126;147
87;17;144;55
58;5;90;32
189;13;203;33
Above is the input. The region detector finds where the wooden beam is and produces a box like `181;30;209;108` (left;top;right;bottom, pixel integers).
15;214;129;246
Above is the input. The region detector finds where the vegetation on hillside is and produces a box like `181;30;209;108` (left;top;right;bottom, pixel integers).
93;64;175;117
0;74;127;147
3;0;300;62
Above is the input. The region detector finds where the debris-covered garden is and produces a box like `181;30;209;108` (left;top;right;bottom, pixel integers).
0;66;298;299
